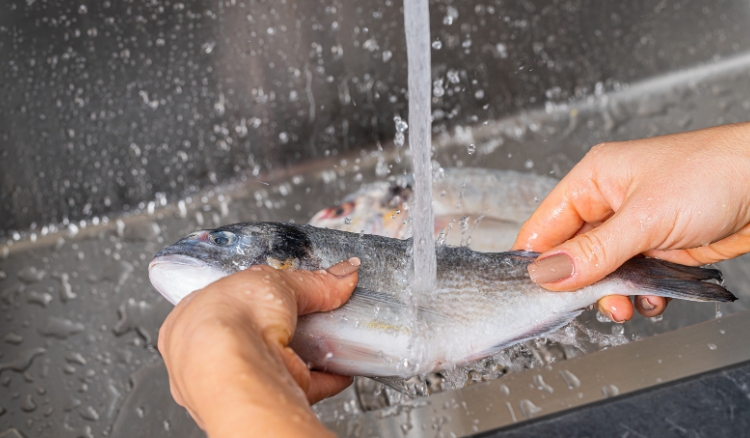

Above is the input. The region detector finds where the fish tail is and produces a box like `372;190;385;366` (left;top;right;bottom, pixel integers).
619;258;736;302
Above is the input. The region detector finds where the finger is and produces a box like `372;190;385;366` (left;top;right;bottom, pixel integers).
528;206;654;291
306;372;353;404
681;224;750;264
279;346;311;395
642;249;703;266
596;295;634;323
284;258;360;315
512;149;616;252
644;224;750;266
634;295;669;318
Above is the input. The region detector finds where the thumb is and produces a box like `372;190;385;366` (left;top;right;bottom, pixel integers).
287;257;360;315
528;212;649;291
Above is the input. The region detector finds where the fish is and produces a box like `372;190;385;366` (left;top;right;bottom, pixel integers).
308;168;558;252
148;222;736;378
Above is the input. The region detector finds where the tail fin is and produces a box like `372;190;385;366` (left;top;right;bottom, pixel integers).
619;258;736;302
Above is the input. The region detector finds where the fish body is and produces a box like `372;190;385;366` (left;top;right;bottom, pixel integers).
309;168;558;251
149;222;735;378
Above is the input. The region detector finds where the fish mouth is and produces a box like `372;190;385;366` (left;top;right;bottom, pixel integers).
148;254;229;305
148;254;208;270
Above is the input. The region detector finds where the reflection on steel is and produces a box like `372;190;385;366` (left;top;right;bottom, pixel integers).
326;311;750;437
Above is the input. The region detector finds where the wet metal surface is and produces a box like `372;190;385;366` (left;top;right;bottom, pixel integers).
4;0;750;234
326;310;750;437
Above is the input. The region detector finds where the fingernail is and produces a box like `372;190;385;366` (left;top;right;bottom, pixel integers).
602;309;624;324
528;253;574;284
640;297;656;311
327;257;361;278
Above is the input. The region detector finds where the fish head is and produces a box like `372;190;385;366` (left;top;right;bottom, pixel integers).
149;223;314;305
309;182;412;238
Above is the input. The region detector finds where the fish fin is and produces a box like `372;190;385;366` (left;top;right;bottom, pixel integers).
619;259;736;302
369;376;417;395
462;309;582;363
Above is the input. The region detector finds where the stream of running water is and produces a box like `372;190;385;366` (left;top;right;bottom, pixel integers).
403;0;435;296
403;0;435;369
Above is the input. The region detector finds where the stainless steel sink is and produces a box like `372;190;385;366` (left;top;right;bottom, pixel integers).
2;1;750;437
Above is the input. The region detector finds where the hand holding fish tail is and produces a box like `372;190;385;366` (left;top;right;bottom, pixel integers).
158;259;361;438
513;122;750;322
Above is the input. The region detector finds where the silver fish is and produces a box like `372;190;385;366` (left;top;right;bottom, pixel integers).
309;168;558;252
149;222;735;378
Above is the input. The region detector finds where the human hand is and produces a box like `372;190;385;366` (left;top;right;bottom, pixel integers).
158;258;361;438
513;122;750;322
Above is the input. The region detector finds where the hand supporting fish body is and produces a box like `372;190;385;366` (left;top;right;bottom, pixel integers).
149;222;735;378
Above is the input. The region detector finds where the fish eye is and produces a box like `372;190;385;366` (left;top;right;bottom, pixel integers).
330;201;354;218
208;230;237;246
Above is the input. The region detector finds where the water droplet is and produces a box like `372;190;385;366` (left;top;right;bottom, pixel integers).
0;348;46;373
650;314;664;323
496;43;508;58
18;267;46;284
78;4;88;14
519;399;541;419
344;217;352;225
533;375;554;393
202;41;216;54
447;69;460;84
432;78;445;98
65;353;87;366
394;116;408;132
601;384;619;398
375;157;390;177
431;40;442;50
442;6;458;25
21;394;37;412
559;370;581;389
79;405;99;422
54;272;76;302
27;291;53;307
467;144;476;155
708;343;717;350
3;333;23;345
38;317;84;339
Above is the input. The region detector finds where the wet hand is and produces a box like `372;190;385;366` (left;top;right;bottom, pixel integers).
158;258;361;438
513;122;750;322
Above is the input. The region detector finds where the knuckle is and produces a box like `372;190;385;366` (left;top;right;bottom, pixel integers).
572;232;608;268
